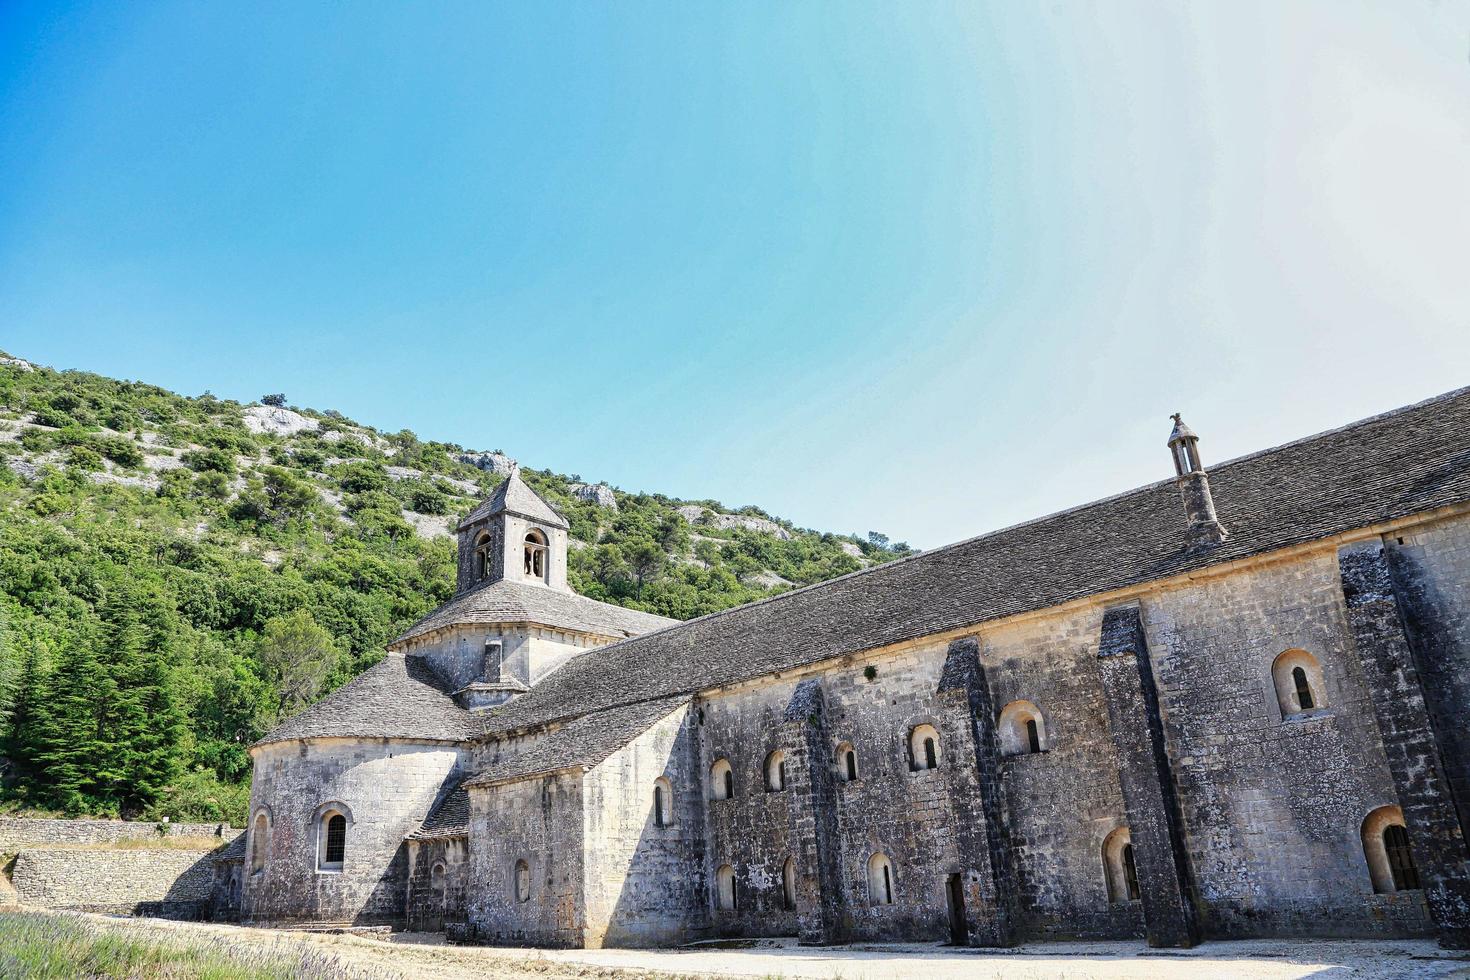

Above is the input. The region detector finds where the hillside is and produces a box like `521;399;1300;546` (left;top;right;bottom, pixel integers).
0;352;912;824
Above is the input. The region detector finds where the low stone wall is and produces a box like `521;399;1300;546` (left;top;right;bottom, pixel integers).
9;848;218;916
0;817;233;850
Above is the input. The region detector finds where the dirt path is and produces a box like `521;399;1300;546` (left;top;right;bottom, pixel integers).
58;913;1470;980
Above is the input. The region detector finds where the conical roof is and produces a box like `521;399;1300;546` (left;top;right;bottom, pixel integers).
1167;413;1199;447
458;466;569;531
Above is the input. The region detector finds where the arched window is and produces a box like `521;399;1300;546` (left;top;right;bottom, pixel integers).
249;811;269;876
764;750;787;792
1362;805;1422;893
908;724;941;771
867;853;895;905
782;856;797;911
514;859;531;903
318;811;347;872
653;777;673;827
998;701;1047;756
1102;828;1139;903
523;529;549;582
1271;649;1327;719
709;758;734;800
431;862;447;906
474;531;493;581
715;864;737;911
836;742;858;782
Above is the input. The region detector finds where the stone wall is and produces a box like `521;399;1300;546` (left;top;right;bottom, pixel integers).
9;848;217;916
982;608;1142;941
242;738;464;926
583;703;705;947
679;536;1460;945
465;771;585;946
395;623;604;696
1144;548;1434;939
406;836;470;932
0;818;232;851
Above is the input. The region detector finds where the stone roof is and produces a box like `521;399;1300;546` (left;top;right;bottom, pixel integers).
408;783;470;841
390;577;676;646
458;468;569;531
253;654;477;748
477;386;1470;736
213;832;247;863
465;696;689;788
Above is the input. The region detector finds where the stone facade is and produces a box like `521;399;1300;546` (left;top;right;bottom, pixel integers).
243;738;464;925
239;395;1470;950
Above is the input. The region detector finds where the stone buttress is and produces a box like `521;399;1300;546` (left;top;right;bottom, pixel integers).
934;636;1018;946
1096;604;1200;948
1339;542;1470;949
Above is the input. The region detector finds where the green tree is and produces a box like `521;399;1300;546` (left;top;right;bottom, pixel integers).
257;610;340;723
624;537;665;596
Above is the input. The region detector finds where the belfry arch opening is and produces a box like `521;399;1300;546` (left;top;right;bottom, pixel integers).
524;529;549;582
474;531;493;581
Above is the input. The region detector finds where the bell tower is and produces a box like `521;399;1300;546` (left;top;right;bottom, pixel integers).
454;466;571;593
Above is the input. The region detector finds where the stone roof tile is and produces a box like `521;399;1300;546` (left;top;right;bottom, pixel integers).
391;578;675;646
465;696;689;788
478;386;1470;736
254;654;476;748
458;469;569;531
407;783;470;841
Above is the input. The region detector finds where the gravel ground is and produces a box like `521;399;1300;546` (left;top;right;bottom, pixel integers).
57;913;1470;979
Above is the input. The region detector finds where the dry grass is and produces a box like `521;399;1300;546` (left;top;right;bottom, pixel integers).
0;910;375;979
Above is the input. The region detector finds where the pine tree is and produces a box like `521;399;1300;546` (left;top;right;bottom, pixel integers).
34;617;116;813
0;625;50;792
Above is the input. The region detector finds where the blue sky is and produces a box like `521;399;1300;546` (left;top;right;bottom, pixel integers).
2;2;1468;548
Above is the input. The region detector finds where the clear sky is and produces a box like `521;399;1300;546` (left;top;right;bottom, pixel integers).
2;2;1468;548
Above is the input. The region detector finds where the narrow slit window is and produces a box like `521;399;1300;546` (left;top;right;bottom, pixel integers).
1026;718;1041;754
908;725;941;771
1384;824;1421;891
845;749;858;782
1122;843;1140;901
1292;666;1314;710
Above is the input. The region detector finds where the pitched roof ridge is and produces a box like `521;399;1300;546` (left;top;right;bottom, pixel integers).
495;383;1470;706
1198;383;1470;474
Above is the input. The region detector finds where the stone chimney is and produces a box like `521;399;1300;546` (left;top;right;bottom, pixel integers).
1168;413;1227;547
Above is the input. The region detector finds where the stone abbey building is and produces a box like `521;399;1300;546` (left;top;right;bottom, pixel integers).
236;389;1470;949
